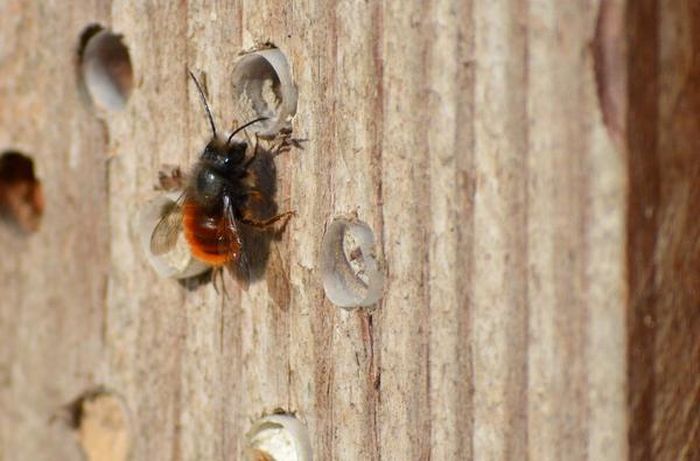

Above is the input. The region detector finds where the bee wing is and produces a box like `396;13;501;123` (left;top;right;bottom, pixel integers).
150;195;185;255
221;194;251;290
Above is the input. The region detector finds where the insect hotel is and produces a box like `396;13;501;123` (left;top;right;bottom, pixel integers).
0;1;697;460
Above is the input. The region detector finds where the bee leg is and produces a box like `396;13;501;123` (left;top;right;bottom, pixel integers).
247;188;261;199
219;267;229;299
211;267;221;295
243;189;295;230
220;268;229;299
157;164;184;191
241;210;295;230
272;134;307;158
211;266;229;298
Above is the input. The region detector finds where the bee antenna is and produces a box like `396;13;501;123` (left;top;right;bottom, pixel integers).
227;117;269;145
188;69;217;138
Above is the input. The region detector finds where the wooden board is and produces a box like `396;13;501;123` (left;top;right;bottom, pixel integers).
0;1;697;460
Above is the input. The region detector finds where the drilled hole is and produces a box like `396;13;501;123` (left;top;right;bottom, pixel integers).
79;26;133;111
0;150;43;233
60;389;131;461
137;192;210;280
320;217;384;308
232;47;298;138
246;414;312;461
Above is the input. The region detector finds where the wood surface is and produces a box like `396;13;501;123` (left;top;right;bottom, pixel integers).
627;1;700;459
0;0;696;460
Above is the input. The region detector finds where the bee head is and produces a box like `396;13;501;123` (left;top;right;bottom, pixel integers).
187;70;267;172
201;138;247;172
227;139;248;163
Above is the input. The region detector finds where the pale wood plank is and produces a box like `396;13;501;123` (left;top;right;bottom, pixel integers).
3;1;695;460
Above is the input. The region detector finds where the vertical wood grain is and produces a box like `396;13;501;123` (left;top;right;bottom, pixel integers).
627;0;700;459
0;0;694;460
472;0;529;458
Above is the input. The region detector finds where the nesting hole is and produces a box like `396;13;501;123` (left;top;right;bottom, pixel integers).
0;150;43;233
137;191;210;280
60;389;131;461
79;26;133;111
246;413;312;461
320;217;384;308
232;47;298;138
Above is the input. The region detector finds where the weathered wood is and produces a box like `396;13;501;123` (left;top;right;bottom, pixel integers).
0;1;697;460
627;1;700;459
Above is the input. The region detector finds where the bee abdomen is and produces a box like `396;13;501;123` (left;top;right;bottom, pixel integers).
182;200;239;266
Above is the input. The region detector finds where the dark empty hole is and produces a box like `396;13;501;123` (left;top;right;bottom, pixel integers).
78;24;104;60
78;25;134;110
0;151;43;233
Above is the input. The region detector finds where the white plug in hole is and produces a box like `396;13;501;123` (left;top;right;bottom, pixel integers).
232;47;298;138
320;217;384;309
246;414;312;461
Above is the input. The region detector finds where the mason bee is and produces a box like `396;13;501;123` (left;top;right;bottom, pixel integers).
150;71;293;288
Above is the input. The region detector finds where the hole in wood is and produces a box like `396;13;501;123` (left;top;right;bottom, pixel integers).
246;414;312;461
60;389;131;461
321;216;384;308
138;191;210;280
79;26;133;111
232;46;298;138
0;150;44;233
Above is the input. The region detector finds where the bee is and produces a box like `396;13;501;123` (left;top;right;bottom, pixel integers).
150;70;294;288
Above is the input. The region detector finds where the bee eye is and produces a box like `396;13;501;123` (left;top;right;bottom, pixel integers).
226;142;247;162
202;145;215;160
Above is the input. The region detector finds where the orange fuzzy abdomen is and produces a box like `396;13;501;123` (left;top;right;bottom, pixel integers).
182;200;239;266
